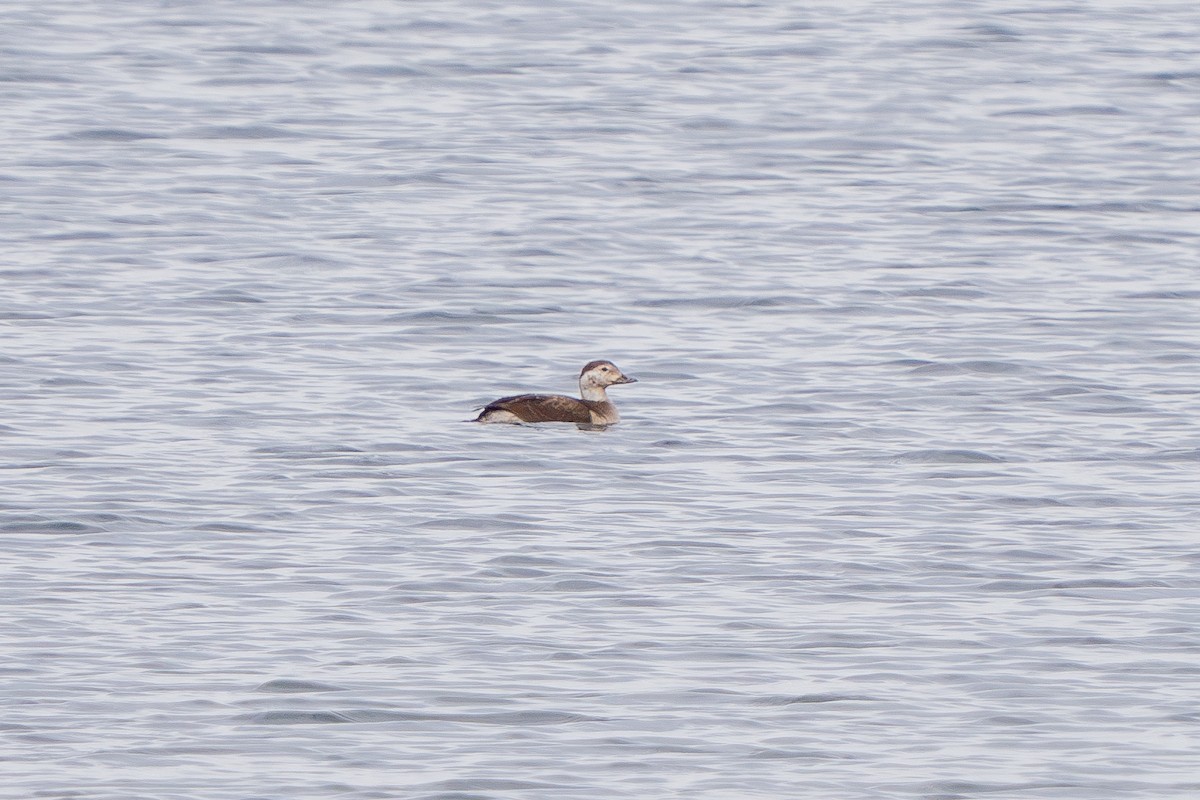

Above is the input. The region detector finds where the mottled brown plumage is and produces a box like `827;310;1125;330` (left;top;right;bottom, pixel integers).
477;394;596;423
474;360;637;425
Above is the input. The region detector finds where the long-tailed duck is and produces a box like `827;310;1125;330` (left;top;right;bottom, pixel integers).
474;360;637;425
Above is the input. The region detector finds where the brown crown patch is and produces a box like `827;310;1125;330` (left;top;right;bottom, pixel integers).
580;359;616;375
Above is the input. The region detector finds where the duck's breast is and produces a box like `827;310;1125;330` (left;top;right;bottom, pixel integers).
582;400;619;425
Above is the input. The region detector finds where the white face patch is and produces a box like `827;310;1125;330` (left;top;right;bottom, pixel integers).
581;363;619;388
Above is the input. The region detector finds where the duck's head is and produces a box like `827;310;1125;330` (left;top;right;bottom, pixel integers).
579;360;637;390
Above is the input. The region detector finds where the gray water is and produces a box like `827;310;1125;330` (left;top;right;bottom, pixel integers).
2;2;1199;798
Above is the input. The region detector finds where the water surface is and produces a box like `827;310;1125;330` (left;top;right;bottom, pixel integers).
2;2;1199;798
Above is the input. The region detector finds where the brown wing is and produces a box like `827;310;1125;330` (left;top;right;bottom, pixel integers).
480;394;593;423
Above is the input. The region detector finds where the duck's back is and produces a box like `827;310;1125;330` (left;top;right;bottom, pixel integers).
475;393;593;424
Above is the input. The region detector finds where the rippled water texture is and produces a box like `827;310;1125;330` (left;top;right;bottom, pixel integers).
3;2;1199;798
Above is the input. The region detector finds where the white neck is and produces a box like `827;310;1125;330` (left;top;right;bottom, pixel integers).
580;383;609;402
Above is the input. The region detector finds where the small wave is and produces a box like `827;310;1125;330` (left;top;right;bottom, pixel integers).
187;125;303;139
755;693;875;705
206;45;320;56
1;519;99;534
255;679;346;693
635;295;807;310
184;289;266;304
959;23;1023;40
995;496;1070;508
423;778;569;791
253;445;364;457
990;104;1125;117
1123;290;1200;300
0;71;75;84
894;449;1005;464
549;579;620;592
908;360;1026;375
240;710;355;725
245;708;593;726
57;128;165;141
1049;578;1171;590
340;64;428;78
899;286;990;299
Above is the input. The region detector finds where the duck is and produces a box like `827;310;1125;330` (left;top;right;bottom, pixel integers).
474;360;637;425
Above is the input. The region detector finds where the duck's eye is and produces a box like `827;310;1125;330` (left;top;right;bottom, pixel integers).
601;367;610;372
